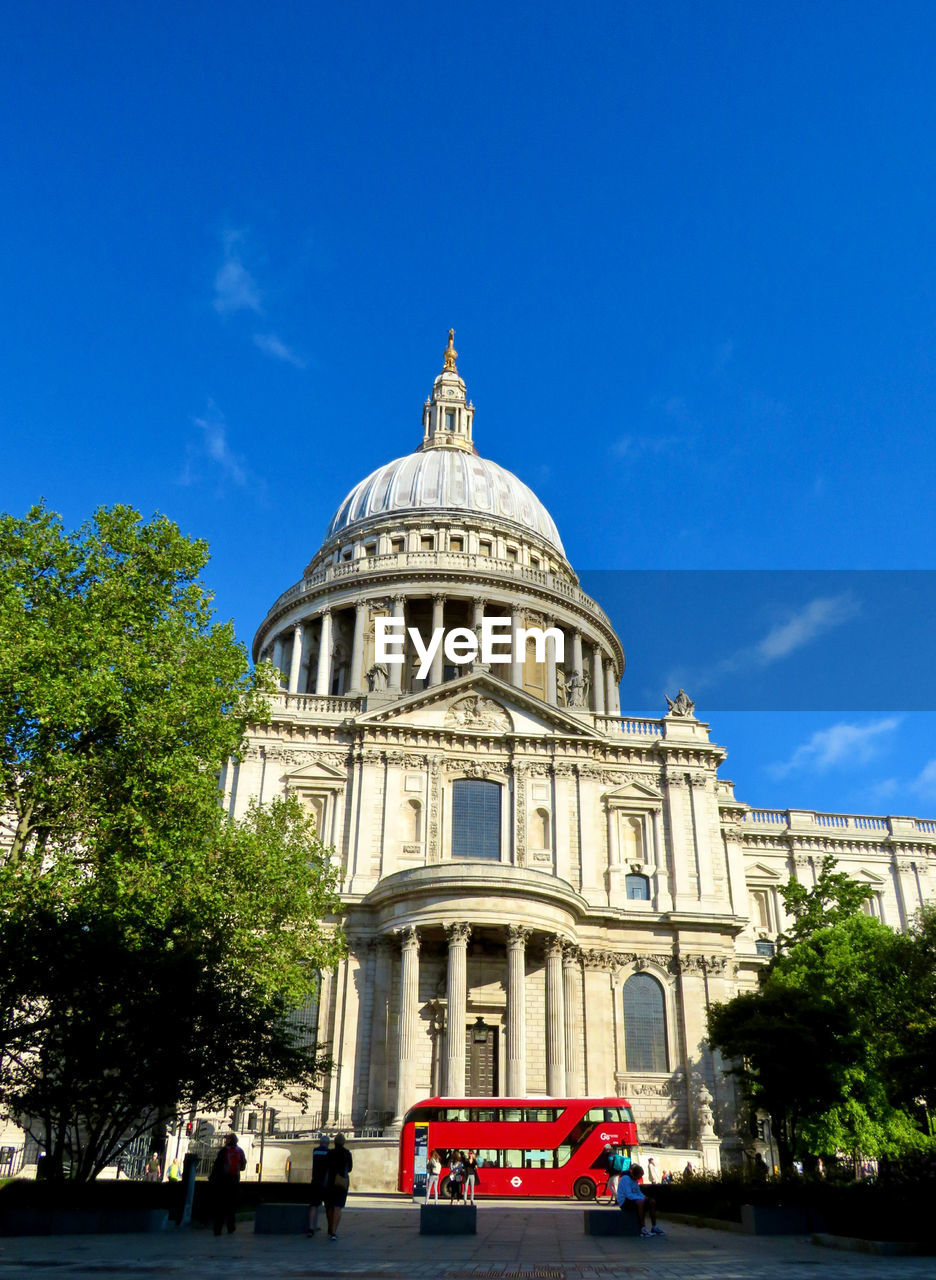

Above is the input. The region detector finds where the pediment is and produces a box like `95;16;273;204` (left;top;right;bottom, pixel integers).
745;861;784;880
283;759;347;783
354;670;605;739
604;780;663;803
854;867;887;886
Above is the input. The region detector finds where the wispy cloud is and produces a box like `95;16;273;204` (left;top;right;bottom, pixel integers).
611;433;682;459
666;592;860;694
253;331;307;368
768;717;902;779
910;759;936;801
178;401;248;489
213;230;262;316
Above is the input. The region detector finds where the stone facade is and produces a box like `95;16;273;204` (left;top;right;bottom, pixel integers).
221;336;936;1160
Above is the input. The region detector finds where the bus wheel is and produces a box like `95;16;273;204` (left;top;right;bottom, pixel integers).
573;1177;596;1201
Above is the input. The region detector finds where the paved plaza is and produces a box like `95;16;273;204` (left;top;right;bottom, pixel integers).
0;1196;932;1280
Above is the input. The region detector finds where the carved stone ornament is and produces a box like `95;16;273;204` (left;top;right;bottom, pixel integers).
544;933;566;958
444;922;472;946
665;688;696;717
506;924;532;947
396;925;420;952
445;695;512;733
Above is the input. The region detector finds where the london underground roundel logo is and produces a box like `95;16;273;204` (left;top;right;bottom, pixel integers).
510;1176;523;1188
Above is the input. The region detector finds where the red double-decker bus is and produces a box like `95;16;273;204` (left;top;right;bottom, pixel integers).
398;1096;638;1200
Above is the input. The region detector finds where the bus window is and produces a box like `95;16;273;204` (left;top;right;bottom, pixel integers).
405;1107;440;1122
503;1149;524;1167
503;1108;523;1122
476;1148;500;1167
525;1149;552;1168
444;1108;470;1121
470;1108;497;1122
524;1107;558;1122
555;1144;572;1166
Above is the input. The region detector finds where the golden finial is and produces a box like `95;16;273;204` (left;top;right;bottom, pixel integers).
442;328;458;372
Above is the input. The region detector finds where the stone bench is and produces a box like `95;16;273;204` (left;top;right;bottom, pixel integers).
583;1207;642;1236
420;1204;477;1235
254;1202;309;1234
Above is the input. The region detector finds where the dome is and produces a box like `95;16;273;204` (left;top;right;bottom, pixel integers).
325;449;566;556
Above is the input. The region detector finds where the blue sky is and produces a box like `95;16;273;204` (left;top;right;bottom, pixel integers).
2;1;936;818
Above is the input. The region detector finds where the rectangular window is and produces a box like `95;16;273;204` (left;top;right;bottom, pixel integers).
445;409;456;430
363;542;377;558
451;779;502;860
449;536;464;552
391;537;405;553
478;541;492;556
420;535;434;552
505;546;518;562
755;940;776;957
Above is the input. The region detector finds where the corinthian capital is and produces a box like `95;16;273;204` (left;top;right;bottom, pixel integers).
506;924;532;948
444;921;472;946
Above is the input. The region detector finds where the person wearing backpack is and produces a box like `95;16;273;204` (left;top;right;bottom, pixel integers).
210;1133;247;1236
608;1145;630;1197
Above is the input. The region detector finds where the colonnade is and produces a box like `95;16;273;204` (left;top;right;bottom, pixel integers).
390;923;579;1126
268;594;622;714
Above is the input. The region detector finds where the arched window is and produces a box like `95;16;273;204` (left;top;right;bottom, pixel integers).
625;873;651;900
451;779;502;860
406;798;422;843
623;973;668;1072
531;808;550;850
620;815;642;862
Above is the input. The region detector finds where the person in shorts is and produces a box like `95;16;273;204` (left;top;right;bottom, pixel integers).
323;1133;353;1241
616;1164;664;1237
307;1133;330;1235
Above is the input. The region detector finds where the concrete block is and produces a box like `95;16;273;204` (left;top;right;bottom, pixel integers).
741;1204;825;1235
254;1202;309;1234
419;1204;477;1235
584;1208;642;1236
0;1209;168;1236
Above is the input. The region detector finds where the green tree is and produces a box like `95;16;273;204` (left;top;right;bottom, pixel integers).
709;914;931;1169
776;853;874;952
0;504;344;1179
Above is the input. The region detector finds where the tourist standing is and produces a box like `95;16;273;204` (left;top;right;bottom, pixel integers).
323;1133;353;1241
308;1133;330;1235
425;1149;442;1204
464;1150;480;1205
210;1134;247;1236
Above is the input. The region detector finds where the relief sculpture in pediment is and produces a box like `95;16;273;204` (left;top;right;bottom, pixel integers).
445;695;512;733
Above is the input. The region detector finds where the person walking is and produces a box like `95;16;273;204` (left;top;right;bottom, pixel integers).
425;1149;442;1204
210;1134;247;1236
323;1133;353;1241
463;1150;480;1205
617;1164;664;1237
307;1133;330;1235
166;1156;182;1183
143;1153;161;1182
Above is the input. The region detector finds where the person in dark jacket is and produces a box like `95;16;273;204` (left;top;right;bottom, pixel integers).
323;1133;353;1240
210;1134;246;1236
307;1133;331;1235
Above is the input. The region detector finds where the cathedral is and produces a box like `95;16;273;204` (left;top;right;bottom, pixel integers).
219;332;934;1176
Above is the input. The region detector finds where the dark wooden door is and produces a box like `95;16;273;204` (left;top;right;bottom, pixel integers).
466;1024;498;1096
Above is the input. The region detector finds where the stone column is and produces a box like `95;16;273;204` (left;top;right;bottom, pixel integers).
349;600;367;694
510;610;524;687
315;610;332;696
562;945;581;1095
546;620;558;705
288;622;304;693
471;598;487;671
604;663;617;717
572;631;584;686
392;926;420;1127
430;595;445;686
444;922;471;1096
591;646;605;714
272;634;286;684
506;924;531;1095
368;938;394;1116
545;935;567;1095
388;596;405;691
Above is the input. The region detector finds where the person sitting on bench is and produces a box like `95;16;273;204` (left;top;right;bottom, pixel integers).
616;1164;664;1237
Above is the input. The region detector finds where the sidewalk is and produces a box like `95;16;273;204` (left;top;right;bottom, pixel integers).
0;1196;932;1279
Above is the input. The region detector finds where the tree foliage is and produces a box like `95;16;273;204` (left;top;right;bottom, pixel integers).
0;504;344;1179
709;859;935;1168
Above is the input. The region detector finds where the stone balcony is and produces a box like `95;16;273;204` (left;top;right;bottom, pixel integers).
257;551;618;639
743;807;936;842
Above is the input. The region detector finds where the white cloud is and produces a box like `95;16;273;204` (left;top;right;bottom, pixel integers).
253;331;307;368
611;433;681;459
910;759;936;800
666;592;860;694
178;401;248;489
213;230;262;316
768;717;901;779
